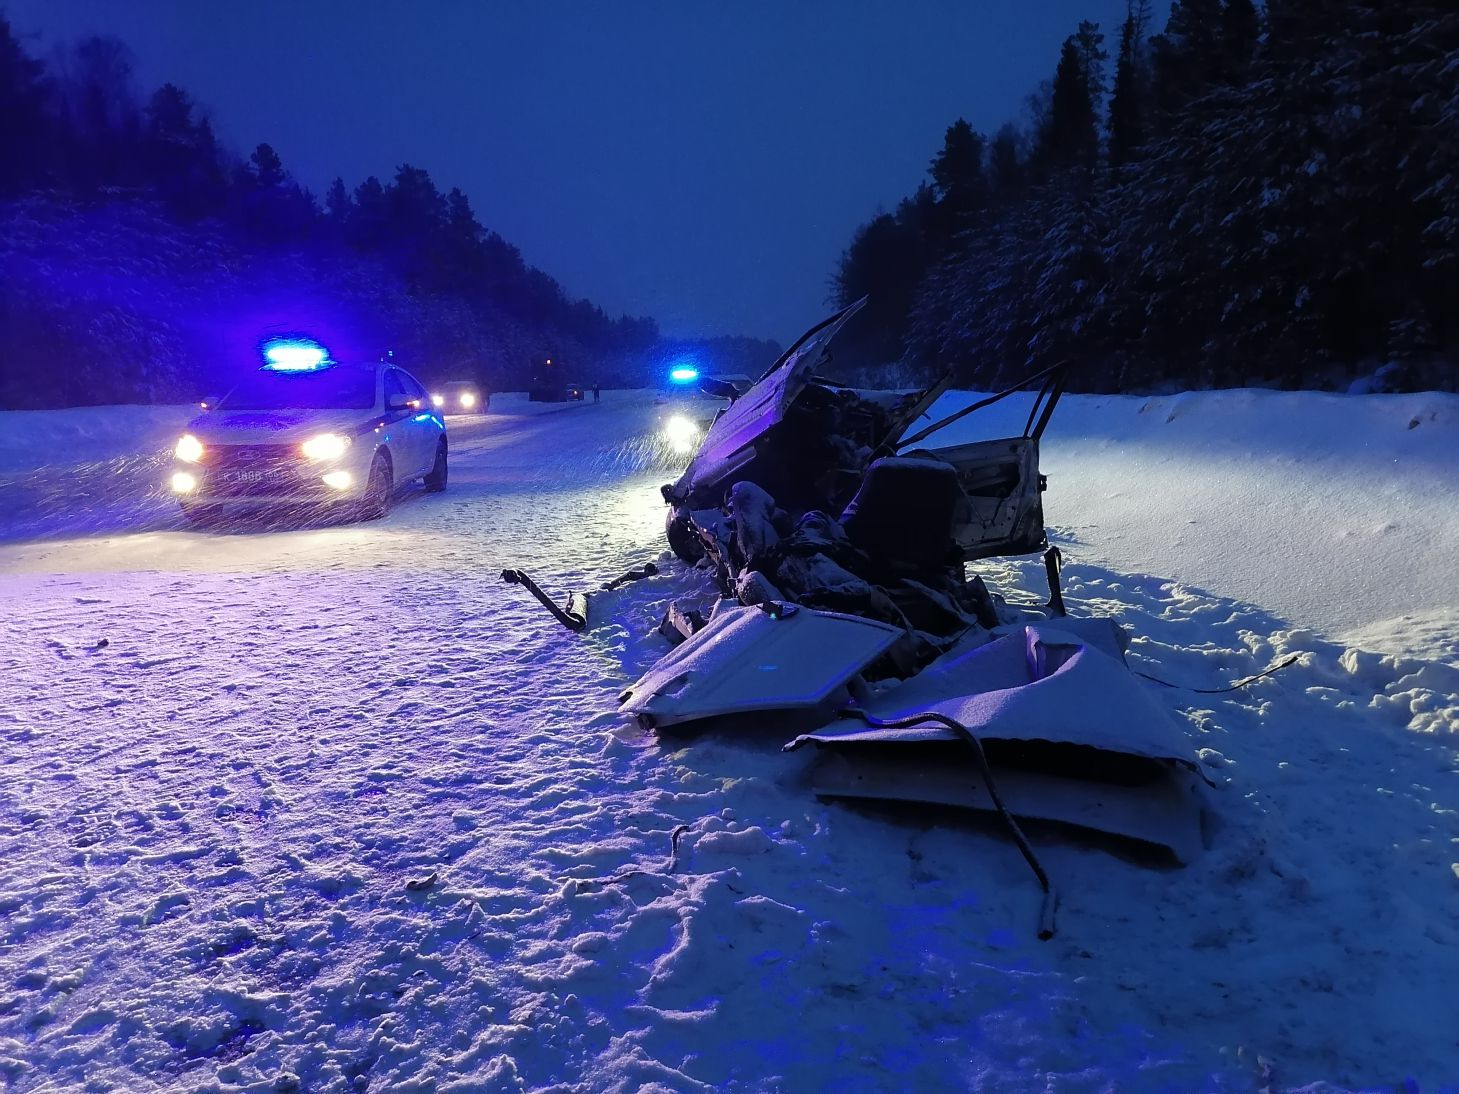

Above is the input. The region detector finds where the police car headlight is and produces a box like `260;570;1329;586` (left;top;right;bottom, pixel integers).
174;434;204;463
301;433;350;460
663;414;700;455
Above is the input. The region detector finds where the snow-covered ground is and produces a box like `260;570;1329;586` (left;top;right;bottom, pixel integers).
1;388;1457;1092
915;387;1459;666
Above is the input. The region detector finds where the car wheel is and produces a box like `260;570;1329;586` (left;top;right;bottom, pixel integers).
423;438;448;493
358;451;393;521
665;505;704;564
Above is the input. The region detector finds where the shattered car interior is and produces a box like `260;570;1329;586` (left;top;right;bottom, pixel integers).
504;298;1208;938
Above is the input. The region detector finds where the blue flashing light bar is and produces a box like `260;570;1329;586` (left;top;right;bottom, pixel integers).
262;338;332;372
669;366;699;384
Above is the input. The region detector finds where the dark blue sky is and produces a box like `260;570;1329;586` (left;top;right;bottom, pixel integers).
8;1;1165;342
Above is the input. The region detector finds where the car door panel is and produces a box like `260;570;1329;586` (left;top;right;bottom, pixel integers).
912;437;1047;561
383;370;426;476
399;369;440;476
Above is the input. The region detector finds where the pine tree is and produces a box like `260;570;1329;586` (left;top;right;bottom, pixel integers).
324;177;351;221
1027;189;1108;373
387;164;445;231
1073;21;1110;119
833;196;934;368
1036;39;1099;174
0;15;51;195
929;119;988;234
1221;0;1260;82
1150;0;1226;121
441;186;486;288
385;164;447;286
142;84;226;218
249;143;285;188
192;119;225;208
1108;3;1149;165
54;36;143;192
988;124;1024;201
905;197;1044;386
235;142;317;242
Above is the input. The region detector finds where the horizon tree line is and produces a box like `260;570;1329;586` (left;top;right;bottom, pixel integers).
831;0;1459;394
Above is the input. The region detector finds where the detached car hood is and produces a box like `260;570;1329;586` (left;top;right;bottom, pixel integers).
661;298;955;515
665;298;868;505
186;407;376;446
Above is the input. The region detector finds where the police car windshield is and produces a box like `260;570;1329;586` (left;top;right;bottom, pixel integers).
222;367;376;411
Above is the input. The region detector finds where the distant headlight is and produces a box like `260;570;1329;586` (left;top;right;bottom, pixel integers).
459;392;477;409
174;434;204;463
663;414;700;455
301;433;350;460
432;394;445;407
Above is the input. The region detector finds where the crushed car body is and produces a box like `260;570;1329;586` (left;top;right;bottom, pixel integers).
657;297;1065;672
505;298;1206;934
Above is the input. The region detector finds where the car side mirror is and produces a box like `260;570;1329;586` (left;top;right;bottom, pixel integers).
386;393;415;411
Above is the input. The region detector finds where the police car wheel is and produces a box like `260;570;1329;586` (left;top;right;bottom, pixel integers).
423;439;448;493
359;452;393;520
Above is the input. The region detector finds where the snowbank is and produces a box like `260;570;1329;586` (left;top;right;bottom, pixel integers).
0;404;196;473
916;387;1459;664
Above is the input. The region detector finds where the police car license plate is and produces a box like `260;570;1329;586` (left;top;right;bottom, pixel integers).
222;469;277;484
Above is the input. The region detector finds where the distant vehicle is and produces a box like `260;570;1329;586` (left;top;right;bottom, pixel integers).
527;356;586;402
528;379;585;402
170;340;447;522
431;379;488;414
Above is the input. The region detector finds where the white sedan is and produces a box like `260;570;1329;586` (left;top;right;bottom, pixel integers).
169;355;447;521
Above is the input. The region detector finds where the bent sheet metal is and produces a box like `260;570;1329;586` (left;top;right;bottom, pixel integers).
786;622;1208;862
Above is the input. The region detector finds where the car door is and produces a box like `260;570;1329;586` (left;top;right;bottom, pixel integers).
911;437;1047;561
396;368;440;475
382;369;425;476
893;366;1065;562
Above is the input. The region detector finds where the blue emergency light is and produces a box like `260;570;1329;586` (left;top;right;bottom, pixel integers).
669;366;699;384
262;338;333;372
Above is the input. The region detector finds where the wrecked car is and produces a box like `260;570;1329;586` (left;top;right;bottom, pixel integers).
658;297;1064;669
505;298;1207;938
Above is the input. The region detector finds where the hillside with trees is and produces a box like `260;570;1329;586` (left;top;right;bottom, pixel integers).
831;0;1459;393
0;17;671;409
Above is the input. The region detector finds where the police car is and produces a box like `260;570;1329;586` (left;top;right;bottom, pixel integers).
169;340;447;522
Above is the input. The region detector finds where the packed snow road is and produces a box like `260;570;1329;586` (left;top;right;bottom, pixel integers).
2;390;1458;1092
